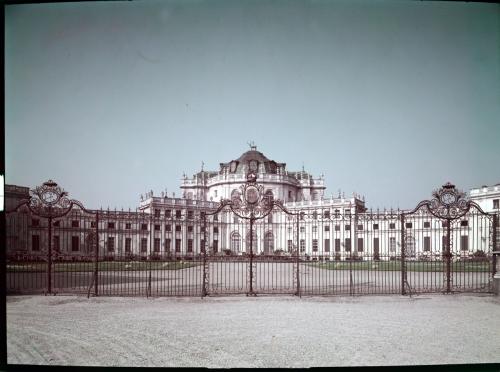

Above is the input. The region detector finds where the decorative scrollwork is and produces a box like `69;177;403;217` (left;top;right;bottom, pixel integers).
219;172;290;220
18;179;90;219
27;180;73;218
407;182;479;220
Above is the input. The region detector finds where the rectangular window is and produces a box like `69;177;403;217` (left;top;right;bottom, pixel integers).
300;226;305;233
312;239;318;252
175;239;181;252
268;214;273;223
53;236;60;251
125;238;131;253
187;225;193;233
32;235;40;251
165;224;171;232
324;239;330;252
213;226;219;234
233;216;239;224
125;223;131;229
165;209;172;218
357;238;364;252
300;239;305;252
72;220;79;228
187;210;194;219
389;237;396;252
176;210;182;219
423;221;430;228
213;240;218;252
493;199;499;209
460;235;468;251
334;239;341;252
389;223;395;229
107;222;115;229
154;209;160;218
72;236;80;252
154;224;161;231
344;238;351;252
334;209;340;218
54;220;60;227
460;220;468;227
154;238;160;252
373;224;379;230
323;210;330;219
345;225;351;231
405;222;413;228
175;225;182;232
344;209;351;216
213;214;218;222
187;239;193;252
373;238;379;257
312;226;317;233
312;211;318;220
357;224;363;231
32;219;40;227
107;237;115;252
424;236;431;252
442;221;448;227
165;238;171;251
334;225;340;231
324;225;330;232
287;240;293;251
141;223;148;231
141;238;148;252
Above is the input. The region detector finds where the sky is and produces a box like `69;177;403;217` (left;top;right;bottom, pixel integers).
5;0;500;211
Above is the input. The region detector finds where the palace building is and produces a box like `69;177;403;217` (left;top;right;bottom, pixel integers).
5;147;499;261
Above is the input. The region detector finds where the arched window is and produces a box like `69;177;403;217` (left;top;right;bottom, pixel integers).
230;231;241;252
264;231;274;254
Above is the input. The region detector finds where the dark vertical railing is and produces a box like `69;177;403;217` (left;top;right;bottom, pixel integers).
147;213;152;297
295;213;300;296
349;212;353;296
94;211;99;296
248;215;255;296
202;212;208;297
445;219;451;293
47;215;53;295
400;213;406;295
492;214;498;278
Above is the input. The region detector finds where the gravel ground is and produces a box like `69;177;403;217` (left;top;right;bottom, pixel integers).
6;294;500;368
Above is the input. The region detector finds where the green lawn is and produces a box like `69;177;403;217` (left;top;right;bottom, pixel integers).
308;261;491;272
6;261;201;273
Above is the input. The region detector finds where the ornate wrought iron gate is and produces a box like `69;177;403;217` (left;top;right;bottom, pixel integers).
401;183;496;294
201;171;302;296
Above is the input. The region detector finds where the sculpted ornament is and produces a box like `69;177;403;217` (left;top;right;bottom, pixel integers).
408;182;479;220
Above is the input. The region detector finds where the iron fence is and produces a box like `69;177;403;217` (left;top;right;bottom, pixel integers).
5;180;498;297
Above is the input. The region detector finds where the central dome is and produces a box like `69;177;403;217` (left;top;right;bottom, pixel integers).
220;146;283;175
236;149;271;163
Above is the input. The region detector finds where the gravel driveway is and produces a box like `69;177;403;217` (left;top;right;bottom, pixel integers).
6;294;500;367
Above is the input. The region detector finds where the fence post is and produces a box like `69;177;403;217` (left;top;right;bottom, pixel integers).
445;219;452;293
248;215;255;296
147;214;152;298
47;216;53;295
202;212;208;297
400;213;406;295
349;212;353;296
94;211;99;296
493;214;498;276
295;213;300;297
